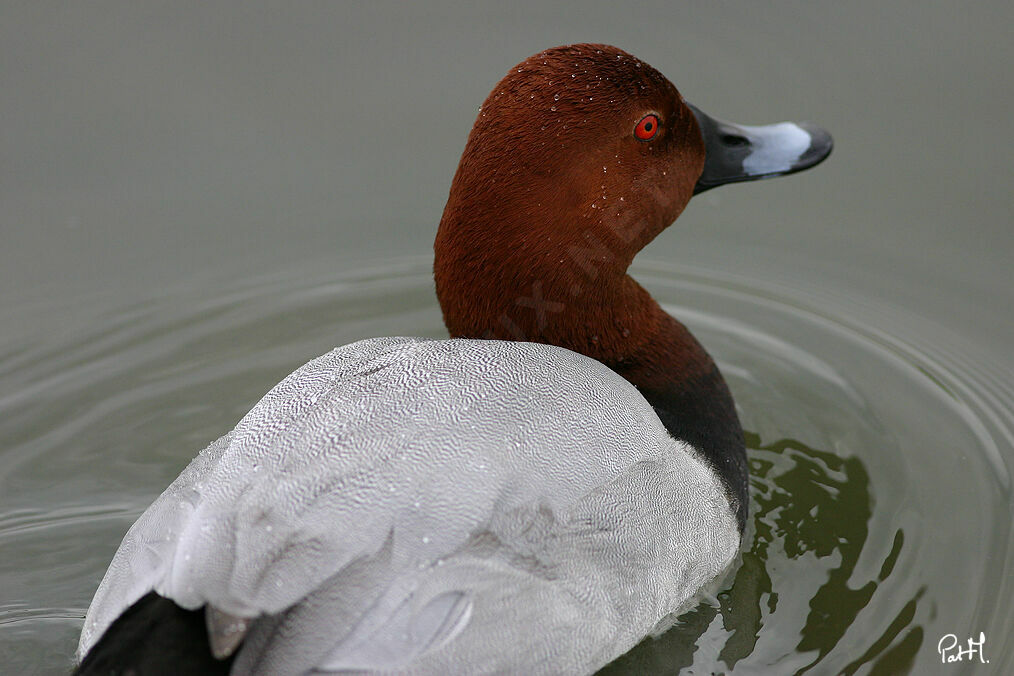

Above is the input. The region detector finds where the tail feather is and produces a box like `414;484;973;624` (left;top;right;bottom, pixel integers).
75;592;237;676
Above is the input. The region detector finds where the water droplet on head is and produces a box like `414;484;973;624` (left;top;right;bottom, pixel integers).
553;93;560;101
550;106;557;112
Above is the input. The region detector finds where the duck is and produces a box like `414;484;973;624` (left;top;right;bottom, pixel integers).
74;43;831;675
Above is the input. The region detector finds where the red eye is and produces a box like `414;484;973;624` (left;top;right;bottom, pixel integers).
634;114;660;141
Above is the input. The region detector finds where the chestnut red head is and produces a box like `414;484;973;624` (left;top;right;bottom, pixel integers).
434;43;831;363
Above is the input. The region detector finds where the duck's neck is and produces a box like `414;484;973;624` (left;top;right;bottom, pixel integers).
606;294;748;532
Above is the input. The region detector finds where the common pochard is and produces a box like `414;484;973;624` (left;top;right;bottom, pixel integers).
75;43;831;675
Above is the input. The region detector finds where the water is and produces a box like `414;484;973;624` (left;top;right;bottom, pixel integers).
0;261;443;673
3;3;1013;674
1;259;1011;673
605;264;1014;674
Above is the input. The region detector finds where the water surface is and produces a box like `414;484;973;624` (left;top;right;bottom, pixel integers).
2;260;1011;673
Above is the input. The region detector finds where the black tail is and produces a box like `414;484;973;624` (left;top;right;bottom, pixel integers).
75;592;236;676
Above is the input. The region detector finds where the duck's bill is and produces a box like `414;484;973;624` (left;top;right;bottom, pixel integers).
688;103;833;194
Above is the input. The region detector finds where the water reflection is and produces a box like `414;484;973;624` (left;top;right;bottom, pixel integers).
602;433;923;674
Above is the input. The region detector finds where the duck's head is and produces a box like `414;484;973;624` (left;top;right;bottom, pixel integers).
435;43;831;363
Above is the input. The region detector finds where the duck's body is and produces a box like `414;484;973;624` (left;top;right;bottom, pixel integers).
75;44;830;674
79;338;738;674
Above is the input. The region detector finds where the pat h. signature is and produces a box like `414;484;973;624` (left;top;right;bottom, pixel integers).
937;632;989;664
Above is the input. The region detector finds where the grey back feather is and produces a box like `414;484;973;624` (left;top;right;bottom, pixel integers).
78;337;739;674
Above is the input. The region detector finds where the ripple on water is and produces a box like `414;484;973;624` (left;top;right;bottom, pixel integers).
601;263;1013;674
1;257;1011;673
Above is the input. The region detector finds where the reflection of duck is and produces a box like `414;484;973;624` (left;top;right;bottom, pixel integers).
75;44;831;674
605;435;884;674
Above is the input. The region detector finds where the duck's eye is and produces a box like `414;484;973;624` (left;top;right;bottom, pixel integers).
634;114;660;141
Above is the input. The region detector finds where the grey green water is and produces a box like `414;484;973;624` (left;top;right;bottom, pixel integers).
2;3;1012;674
